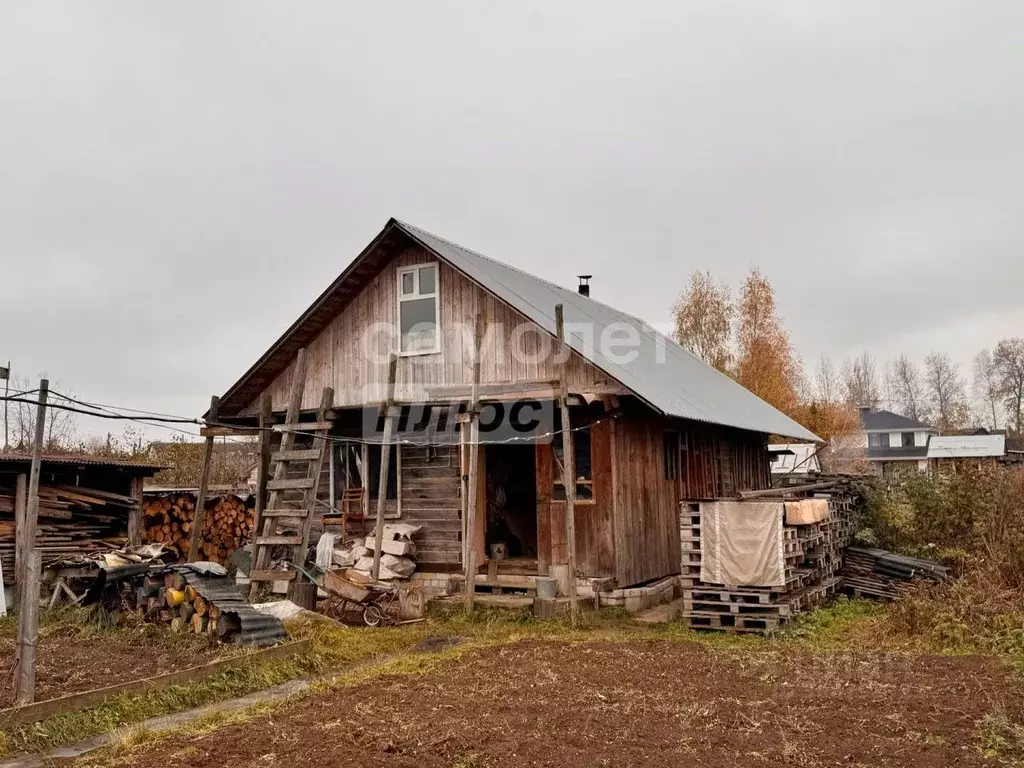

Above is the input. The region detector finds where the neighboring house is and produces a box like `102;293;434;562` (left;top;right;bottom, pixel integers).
927;434;1006;472
212;218;818;592
857;408;936;474
768;443;821;478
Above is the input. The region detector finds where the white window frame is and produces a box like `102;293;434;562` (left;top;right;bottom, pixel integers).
396;262;441;356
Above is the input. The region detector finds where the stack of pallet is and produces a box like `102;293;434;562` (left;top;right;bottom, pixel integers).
680;485;860;632
142;493;255;564
0;483;135;584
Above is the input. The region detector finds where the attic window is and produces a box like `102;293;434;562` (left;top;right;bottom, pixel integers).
397;263;440;355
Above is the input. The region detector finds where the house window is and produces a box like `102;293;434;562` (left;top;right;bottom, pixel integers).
397;263;439;355
901;432;915;448
868;433;890;449
553;430;594;501
368;443;399;501
663;430;679;481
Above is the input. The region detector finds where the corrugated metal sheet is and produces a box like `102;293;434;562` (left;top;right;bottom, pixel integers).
396;220;819;442
0;452;165;472
768;443;821;474
926;434;1006;459
170;564;288;646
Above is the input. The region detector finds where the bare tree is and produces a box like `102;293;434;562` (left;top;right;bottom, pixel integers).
671;270;733;373
887;354;928;422
7;375;78;451
841;352;880;409
993;337;1024;434
923;351;969;432
972;349;1002;431
814;355;840;404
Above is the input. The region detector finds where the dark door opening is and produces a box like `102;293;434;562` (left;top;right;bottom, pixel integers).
485;443;537;559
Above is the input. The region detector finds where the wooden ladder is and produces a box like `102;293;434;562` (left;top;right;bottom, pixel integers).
248;379;334;599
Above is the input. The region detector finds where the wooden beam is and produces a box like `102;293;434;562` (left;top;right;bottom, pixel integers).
249;392;273;549
249;348;308;600
555;305;579;621
738;480;838;499
15;550;40;704
12;473;26;605
464;313;484;614
187;395;219;562
198;425;252;438
127;476;144;547
371;355;398;583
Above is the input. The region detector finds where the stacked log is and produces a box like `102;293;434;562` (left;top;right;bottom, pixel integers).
142;493;255;564
136;571;240;641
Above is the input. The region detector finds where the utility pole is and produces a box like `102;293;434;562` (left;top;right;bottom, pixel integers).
15;378;48;704
1;361;9;450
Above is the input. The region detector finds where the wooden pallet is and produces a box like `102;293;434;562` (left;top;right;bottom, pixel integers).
684;612;782;633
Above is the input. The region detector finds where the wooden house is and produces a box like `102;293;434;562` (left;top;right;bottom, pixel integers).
212;219;818;593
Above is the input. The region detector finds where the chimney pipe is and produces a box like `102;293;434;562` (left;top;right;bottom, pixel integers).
577;275;592;297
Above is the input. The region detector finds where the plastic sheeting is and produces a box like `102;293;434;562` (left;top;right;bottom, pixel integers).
700;501;786;587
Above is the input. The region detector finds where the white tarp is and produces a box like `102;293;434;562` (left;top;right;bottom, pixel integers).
700;501;786;587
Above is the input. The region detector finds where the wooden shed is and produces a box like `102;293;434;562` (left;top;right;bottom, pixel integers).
213;219;818;592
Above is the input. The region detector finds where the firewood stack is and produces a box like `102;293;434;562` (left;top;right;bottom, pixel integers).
142;493;255;565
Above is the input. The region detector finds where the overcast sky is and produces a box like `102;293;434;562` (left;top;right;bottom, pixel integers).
2;2;1022;440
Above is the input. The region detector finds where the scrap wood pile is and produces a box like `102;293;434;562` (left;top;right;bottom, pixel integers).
841;546;950;600
318;523;421;581
142;492;255;565
0;482;135;584
680;478;861;633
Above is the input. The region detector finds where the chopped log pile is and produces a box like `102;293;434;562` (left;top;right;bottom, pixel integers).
142;493;255;565
841;546;950;600
680;480;860;633
0;483;135;584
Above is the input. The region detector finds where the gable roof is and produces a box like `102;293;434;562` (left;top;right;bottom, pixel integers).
859;409;934;432
217;218;819;442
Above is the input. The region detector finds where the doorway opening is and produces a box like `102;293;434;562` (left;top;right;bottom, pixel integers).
484;443;538;569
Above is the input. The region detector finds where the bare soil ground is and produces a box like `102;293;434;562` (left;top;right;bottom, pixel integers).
94;639;1023;768
0;628;227;708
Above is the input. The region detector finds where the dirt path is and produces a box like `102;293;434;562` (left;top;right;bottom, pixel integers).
78;639;1022;767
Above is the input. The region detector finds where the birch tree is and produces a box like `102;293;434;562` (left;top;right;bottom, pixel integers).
993;337;1024;434
671;270;733;372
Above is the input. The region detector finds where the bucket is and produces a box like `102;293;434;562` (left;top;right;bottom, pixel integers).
535;577;558;599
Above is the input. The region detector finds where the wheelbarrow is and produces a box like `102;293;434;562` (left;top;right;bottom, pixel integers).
291;565;398;627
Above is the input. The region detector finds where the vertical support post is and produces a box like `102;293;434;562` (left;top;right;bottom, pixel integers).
14;550;40;705
13;473;27;605
554;305;579;621
188;395;219;562
463;314;484;614
250;393;273;549
371;355;398;583
3;360;9;450
18;380;47;591
128;476;144;547
361;442;370;522
15;379;47;705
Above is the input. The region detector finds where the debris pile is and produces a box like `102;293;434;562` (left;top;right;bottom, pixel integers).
841;546;950;600
326;524;421;581
0;483;137;584
142;492;255;565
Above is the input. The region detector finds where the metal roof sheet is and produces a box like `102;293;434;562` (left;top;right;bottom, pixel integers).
395;220;819;441
926;434;1006;459
768;443;821;474
0;452;164;473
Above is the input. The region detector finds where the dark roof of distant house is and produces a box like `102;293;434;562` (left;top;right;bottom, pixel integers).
860;409;933;432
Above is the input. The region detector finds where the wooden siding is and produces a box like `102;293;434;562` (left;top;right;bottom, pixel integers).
536;418;615;580
239;245;617;416
611;416;682;587
679;422;770;499
399;444;462;569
